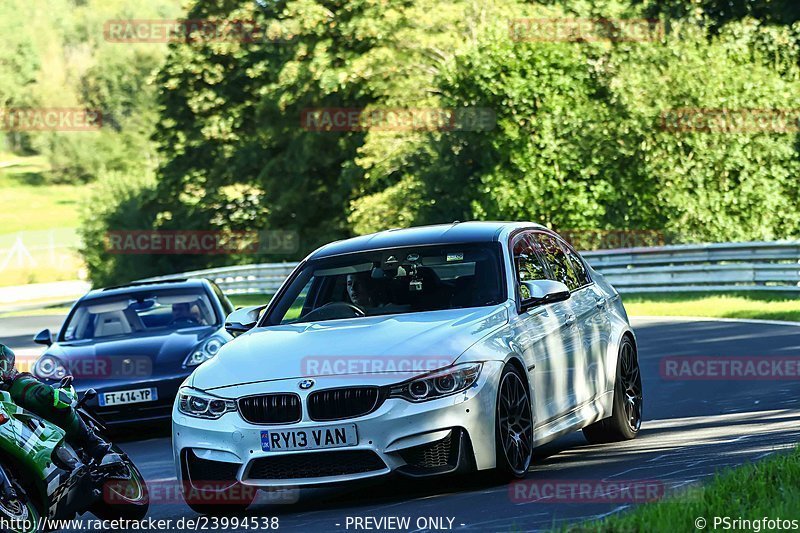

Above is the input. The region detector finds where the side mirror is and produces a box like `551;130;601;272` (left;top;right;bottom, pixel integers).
76;388;97;409
33;329;53;347
225;305;266;337
520;280;570;312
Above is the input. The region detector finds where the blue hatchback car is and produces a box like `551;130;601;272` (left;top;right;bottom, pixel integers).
31;279;234;427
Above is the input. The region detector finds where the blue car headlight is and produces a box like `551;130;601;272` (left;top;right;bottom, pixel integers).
177;387;237;419
33;355;69;380
388;363;482;402
184;336;226;367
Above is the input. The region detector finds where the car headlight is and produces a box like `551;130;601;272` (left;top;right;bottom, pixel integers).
388;363;482;402
177;387;237;419
184;336;227;367
34;356;69;380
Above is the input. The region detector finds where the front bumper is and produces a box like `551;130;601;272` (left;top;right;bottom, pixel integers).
172;361;504;487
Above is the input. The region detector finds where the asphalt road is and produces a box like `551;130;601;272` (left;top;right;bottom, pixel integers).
2;315;799;532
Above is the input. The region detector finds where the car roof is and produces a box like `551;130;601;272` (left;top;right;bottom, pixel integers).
308;221;546;259
81;278;210;301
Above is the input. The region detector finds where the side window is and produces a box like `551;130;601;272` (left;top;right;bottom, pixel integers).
211;282;235;316
531;233;580;291
283;277;315;324
559;241;591;288
512;232;548;299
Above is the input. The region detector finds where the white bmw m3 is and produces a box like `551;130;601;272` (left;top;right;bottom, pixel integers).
172;222;643;513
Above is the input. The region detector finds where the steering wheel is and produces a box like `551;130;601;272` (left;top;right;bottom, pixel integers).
301;302;366;322
170;316;200;327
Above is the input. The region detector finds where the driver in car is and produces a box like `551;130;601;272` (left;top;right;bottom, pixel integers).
171;302;201;325
346;272;376;309
0;343;117;469
346;272;412;315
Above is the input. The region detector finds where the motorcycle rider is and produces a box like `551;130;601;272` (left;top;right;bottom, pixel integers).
0;343;117;466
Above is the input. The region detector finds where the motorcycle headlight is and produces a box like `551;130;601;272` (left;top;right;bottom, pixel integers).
34;356;69;380
184;336;227;367
388;363;482;402
177;387;237;419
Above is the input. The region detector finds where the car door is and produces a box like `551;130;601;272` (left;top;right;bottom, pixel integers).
528;232;591;412
507;231;581;427
559;239;613;402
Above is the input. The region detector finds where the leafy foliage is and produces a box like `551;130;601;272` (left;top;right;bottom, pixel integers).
5;0;800;285
0;0;180;180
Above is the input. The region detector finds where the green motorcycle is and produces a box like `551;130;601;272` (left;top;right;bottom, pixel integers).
0;378;149;532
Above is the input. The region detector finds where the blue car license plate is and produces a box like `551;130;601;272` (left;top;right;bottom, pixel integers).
99;387;158;406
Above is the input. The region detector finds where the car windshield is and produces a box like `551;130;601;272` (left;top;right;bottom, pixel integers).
268;243;505;325
62;288;218;341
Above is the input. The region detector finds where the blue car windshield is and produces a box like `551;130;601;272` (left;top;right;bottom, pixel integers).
62;289;218;341
268;243;505;325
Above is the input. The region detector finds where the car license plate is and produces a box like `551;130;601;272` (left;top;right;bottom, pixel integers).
261;424;357;452
99;388;158;406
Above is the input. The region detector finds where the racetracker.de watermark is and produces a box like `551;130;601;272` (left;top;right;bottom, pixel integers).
509;479;665;503
34;354;152;379
660;108;800;133
661;356;800;380
105;230;298;255
0;108;102;131
300;107;496;132
301;356;453;378
104;479;298;506
509;18;664;42
103;19;289;43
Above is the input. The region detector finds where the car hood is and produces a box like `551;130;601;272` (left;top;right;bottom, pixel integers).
45;327;218;382
193;306;509;391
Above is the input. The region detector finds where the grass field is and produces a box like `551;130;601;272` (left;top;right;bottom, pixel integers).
232;292;800;322
0;155;85;233
226;292;800;322
622;291;800;322
0;153;88;286
4;291;800;322
571;446;800;532
228;294;274;308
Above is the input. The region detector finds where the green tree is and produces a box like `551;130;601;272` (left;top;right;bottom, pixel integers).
353;15;800;243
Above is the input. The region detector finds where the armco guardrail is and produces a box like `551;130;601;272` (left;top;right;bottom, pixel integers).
142;263;299;295
144;241;800;295
582;241;800;293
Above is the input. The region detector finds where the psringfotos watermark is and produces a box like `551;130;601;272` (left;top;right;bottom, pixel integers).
698;516;800;531
558;229;665;251
104;230;298;255
0;108;103;131
660;108;800;133
300;107;496;132
661;356;800;381
509;479;665;503
103;19;290;43
509;18;664;42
